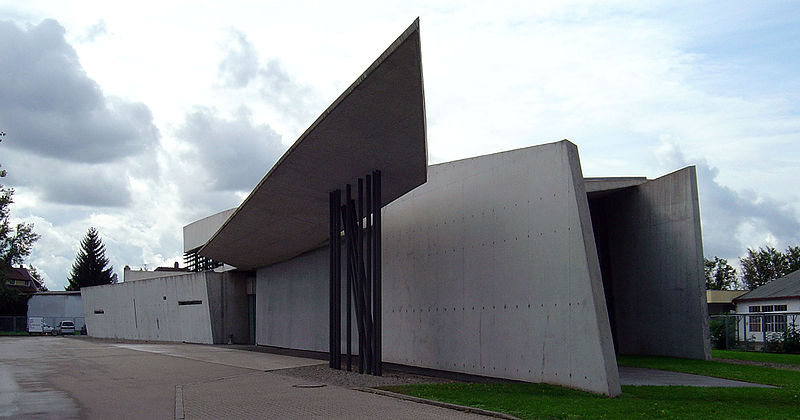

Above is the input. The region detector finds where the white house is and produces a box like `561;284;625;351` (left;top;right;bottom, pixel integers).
733;269;800;343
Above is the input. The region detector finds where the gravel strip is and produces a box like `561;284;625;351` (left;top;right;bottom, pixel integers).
272;363;454;388
714;358;800;372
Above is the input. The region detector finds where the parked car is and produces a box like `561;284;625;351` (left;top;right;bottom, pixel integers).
55;320;75;335
42;322;54;335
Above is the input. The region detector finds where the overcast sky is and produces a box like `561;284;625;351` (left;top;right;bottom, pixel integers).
1;1;798;290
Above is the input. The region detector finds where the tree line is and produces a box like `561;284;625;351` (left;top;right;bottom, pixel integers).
705;245;800;291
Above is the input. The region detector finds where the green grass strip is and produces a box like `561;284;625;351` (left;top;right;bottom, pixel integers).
383;382;800;420
382;357;800;419
617;355;800;389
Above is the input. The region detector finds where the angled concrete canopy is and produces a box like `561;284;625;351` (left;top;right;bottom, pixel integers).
200;19;427;269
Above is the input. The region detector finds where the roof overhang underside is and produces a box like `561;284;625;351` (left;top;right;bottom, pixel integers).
199;20;427;270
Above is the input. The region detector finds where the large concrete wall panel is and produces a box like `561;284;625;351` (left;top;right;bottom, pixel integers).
256;248;330;351
383;140;619;395
593;167;710;359
82;273;216;343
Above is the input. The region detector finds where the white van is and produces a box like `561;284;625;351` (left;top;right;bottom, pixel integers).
28;317;43;334
27;317;55;335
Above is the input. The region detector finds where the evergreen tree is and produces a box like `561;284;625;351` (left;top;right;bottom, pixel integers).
66;227;113;290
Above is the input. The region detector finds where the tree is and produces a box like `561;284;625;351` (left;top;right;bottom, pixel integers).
704;256;738;290
28;265;47;291
786;245;800;274
0;131;41;313
66;227;114;290
740;246;790;290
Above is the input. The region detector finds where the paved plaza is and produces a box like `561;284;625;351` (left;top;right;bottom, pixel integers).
0;336;771;419
0;337;495;419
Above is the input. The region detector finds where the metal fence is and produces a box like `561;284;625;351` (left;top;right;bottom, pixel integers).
0;316;86;333
0;316;27;332
710;312;800;352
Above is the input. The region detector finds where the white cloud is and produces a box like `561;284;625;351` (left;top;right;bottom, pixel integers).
2;1;799;289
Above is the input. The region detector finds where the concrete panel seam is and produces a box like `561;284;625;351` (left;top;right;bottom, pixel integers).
174;385;184;420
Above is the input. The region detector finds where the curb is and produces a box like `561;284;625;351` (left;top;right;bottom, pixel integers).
356;387;521;420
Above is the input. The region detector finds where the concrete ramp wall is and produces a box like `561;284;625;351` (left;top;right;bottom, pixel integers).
382;140;620;395
588;167;710;360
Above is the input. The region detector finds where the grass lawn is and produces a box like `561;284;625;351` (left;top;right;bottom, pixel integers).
382;356;800;419
713;349;800;366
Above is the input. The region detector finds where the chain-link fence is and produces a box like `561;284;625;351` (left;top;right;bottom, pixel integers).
0;316;27;332
710;313;800;352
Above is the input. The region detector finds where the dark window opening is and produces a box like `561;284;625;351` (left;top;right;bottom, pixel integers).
94;310;105;314
178;300;202;306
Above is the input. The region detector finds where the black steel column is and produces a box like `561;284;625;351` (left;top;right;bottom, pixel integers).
328;190;334;368
365;174;373;373
329;171;382;376
372;170;382;375
329;190;342;369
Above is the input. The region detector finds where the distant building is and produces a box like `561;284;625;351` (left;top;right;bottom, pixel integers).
706;290;748;315
123;262;192;282
27;291;84;331
2;267;45;293
733;269;800;342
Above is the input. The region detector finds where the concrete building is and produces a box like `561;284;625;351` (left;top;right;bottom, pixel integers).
27;291;84;331
81;19;709;397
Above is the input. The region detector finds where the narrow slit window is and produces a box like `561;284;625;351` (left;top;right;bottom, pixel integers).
178;300;202;306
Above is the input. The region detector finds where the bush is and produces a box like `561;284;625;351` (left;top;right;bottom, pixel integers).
761;322;800;354
710;317;736;350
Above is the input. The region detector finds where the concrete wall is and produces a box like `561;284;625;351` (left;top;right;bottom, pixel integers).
588;167;710;360
207;271;251;344
256;247;331;351
252;142;710;395
255;141;620;395
381;141;619;395
27;293;85;330
184;208;236;252
82;272;218;343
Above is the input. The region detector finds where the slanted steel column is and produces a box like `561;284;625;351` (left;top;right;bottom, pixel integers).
330;171;382;376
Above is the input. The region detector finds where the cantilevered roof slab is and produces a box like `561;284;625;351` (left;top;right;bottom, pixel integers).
199;20;427;270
